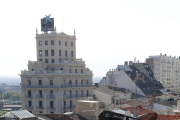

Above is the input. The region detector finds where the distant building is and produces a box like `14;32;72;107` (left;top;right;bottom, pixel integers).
146;53;180;93
20;16;93;114
93;85;132;109
76;100;108;120
99;62;164;97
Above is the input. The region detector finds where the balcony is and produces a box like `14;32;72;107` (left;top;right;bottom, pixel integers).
47;106;55;109
36;95;43;99
61;84;93;88
63;105;75;109
36;106;44;109
21;85;59;88
63;94;92;99
25;105;33;109
25;95;33;99
47;95;55;99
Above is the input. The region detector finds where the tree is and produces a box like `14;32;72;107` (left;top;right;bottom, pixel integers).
0;101;4;110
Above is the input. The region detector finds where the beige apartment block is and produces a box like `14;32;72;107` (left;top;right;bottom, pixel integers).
20;30;93;114
146;53;180;93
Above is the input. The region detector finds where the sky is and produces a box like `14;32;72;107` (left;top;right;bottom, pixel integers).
1;0;180;79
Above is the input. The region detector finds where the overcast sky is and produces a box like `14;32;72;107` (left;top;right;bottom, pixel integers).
1;0;180;78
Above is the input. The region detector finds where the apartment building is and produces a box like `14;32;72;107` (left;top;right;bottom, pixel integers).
146;53;180;93
20;23;93;114
99;61;163;97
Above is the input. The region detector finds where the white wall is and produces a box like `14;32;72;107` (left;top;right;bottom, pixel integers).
99;71;145;96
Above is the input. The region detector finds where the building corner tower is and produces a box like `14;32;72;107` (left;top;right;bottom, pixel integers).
20;15;93;114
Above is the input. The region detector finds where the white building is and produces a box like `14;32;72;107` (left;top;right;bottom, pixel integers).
20;22;93;114
146;53;180;93
93;85;132;109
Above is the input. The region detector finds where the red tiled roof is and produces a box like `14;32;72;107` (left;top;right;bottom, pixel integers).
126;101;148;107
155;114;180;120
121;106;156;116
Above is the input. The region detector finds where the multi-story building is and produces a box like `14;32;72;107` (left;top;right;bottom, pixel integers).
20;22;93;114
146;53;180;93
99;61;164;97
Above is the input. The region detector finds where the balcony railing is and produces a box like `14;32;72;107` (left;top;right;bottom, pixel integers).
47;95;55;99
61;84;93;88
25;105;33;109
36;106;44;109
63;105;75;109
21;85;59;88
25;95;33;98
63;94;92;98
47;106;55;109
36;95;43;99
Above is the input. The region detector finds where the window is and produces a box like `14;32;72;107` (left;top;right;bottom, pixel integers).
45;41;48;45
75;69;77;73
50;91;53;98
28;80;31;86
59;50;61;56
69;80;72;85
59;41;61;45
39;91;42;97
45;59;48;63
75;80;78;84
81;90;83;96
39;59;42;61
64;101;66;106
87;80;88;84
70;100;72;108
39;50;42;57
45;50;48;56
65;41;67;46
51;40;54;45
116;100;118;105
65;50;67;57
70;90;72;96
76;90;78;96
61;68;63;70
50;101;53;108
28;90;31;97
39;101;42;108
28;101;32;107
39;80;42;86
81;69;83;73
39;41;42;46
87;90;89;96
51;50;54;56
71;42;73;47
50;80;53;86
71;51;73;57
69;69;71;73
51;58;54;63
81;79;83;84
64;90;66;95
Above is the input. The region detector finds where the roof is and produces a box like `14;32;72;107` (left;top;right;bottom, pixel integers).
1;110;35;119
93;85;131;96
121;106;156;116
155;114;180;120
125;63;163;96
125;101;148;107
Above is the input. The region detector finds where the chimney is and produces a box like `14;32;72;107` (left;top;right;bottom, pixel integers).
165;54;166;56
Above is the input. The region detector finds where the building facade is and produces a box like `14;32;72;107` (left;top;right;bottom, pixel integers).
20;25;93;114
146;53;180;93
99;62;163;97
